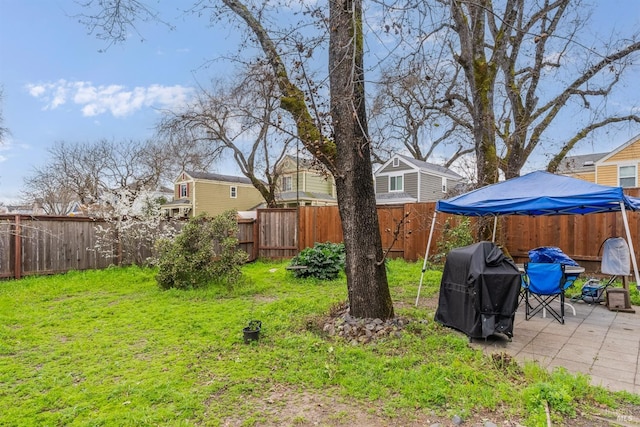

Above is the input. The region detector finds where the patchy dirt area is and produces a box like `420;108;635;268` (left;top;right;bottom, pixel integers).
215;385;640;426
218;385;515;427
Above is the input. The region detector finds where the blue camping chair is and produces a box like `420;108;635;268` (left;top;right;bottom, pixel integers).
522;262;576;324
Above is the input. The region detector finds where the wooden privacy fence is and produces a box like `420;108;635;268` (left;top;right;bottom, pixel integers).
0;215;256;280
297;188;640;274
1;188;638;279
0;216;116;279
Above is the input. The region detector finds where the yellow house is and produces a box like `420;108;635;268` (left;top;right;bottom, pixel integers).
161;171;265;218
558;134;640;187
275;155;337;207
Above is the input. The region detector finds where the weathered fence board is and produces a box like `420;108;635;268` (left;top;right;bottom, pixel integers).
257;209;298;259
238;219;257;261
0;218;13;278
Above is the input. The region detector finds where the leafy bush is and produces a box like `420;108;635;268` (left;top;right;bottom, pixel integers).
289;242;345;280
155;211;248;290
432;217;474;265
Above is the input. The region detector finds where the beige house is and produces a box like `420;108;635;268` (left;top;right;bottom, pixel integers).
161;171;264;218
558;134;640;187
275;155;337;207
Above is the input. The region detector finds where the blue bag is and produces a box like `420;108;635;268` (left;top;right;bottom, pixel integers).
528;246;579;266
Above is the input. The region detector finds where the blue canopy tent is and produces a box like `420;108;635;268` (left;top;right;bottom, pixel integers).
416;171;640;305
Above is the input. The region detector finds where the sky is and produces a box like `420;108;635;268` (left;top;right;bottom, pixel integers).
1;0;640;204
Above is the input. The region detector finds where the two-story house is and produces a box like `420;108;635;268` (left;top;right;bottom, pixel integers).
557;134;640;187
374;154;464;204
275;155;337;207
161;171;265;218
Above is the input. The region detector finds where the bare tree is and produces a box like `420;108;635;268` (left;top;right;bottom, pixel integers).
22;139;165;215
150;130;225;180
370;56;474;166
158;64;296;208
22;169;79;215
0;86;8;145
384;0;640;186
76;0;395;319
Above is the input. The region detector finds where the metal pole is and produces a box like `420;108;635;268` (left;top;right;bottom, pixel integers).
492;216;498;243
416;212;437;306
619;202;640;288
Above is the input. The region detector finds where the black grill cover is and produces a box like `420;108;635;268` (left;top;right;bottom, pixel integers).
435;242;521;339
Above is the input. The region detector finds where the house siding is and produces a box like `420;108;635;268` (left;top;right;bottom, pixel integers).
420;172;445;202
607;139;640;162
567;171;596;183
374;156;463;203
595;138;640;186
598;140;640;187
193;181;263;217
446;178;459;194
378;158;413;174
304;172;333;194
376;176;389;193
596;165;618;186
191;181;264;216
404;172;418;198
278;157;298;173
275;156;337;205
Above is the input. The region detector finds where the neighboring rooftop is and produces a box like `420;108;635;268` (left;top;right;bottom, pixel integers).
185;171;253;184
396;154;464;180
556;152;608;174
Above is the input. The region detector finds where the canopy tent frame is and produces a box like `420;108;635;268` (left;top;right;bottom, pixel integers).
415;172;640;307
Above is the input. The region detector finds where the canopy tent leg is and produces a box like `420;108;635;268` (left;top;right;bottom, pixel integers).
416;212;438;307
619;202;640;288
492;216;498;243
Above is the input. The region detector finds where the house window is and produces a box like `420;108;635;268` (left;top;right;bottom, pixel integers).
390;175;403;192
230;186;237;198
281;176;293;192
619;165;636;188
442;177;447;193
179;183;188;198
392;157;399;167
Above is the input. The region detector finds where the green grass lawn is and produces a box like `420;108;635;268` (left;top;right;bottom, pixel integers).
0;260;637;426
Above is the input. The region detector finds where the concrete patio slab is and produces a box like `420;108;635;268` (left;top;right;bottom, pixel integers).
469;301;640;394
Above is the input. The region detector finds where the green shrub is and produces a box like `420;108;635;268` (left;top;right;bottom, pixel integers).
432;217;474;265
155;211;248;290
289;242;345;280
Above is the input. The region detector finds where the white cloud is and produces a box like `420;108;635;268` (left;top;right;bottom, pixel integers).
0;155;6;163
26;79;194;117
27;84;47;97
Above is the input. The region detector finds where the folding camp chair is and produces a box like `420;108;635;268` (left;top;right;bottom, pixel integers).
522;262;576;324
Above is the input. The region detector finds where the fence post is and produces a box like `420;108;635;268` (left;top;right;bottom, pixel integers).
13;215;22;280
252;218;259;261
254;214;260;260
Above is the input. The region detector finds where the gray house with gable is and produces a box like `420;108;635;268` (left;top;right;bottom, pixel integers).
374;154;464;205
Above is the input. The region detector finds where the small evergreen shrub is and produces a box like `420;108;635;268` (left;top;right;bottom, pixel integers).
155;211;248;290
289;242;345;280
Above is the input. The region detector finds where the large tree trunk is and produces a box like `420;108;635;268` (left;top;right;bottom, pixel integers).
329;0;394;320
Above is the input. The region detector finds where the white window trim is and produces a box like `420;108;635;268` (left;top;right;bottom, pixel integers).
230;186;237;198
179;183;188;198
281;176;292;192
392;157;400;167
389;174;403;192
441;176;447;193
618;164;637;188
